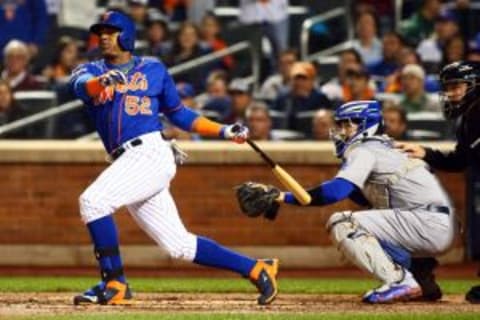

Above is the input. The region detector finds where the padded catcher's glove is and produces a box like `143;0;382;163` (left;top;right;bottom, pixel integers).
235;182;280;220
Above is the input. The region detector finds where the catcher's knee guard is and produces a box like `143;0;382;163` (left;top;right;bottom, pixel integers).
326;211;403;284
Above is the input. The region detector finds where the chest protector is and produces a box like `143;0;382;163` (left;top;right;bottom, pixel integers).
344;136;426;209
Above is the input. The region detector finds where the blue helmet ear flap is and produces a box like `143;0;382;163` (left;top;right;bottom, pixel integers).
117;26;135;52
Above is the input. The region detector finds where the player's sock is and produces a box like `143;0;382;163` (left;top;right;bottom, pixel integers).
193;236;256;277
87;215;126;283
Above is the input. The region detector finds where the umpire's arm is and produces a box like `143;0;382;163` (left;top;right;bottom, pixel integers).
424;142;469;172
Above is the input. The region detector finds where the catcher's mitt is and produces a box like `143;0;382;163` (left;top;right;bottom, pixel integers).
235;182;280;220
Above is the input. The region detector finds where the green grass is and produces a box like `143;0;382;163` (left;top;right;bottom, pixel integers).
9;314;480;320
0;277;476;295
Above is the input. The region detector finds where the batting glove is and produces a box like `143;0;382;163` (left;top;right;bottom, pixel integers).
221;123;249;143
99;70;128;87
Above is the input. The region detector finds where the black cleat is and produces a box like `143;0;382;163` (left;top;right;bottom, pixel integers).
73;281;133;305
466;285;480;303
410;257;443;301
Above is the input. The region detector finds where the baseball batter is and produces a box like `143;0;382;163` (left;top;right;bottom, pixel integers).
69;11;278;306
237;100;456;303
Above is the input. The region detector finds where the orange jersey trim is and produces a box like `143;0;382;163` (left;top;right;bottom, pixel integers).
192;116;223;137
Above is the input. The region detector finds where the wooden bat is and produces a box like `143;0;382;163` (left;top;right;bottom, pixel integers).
246;139;311;205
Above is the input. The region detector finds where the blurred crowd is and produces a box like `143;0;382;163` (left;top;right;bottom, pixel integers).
0;0;478;141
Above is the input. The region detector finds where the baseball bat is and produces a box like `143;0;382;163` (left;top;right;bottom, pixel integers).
246;139;312;205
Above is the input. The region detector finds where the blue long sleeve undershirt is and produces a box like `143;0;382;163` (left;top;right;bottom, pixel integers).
284;178;366;206
165;105;200;131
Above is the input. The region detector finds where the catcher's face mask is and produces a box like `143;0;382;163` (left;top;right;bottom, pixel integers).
330;100;382;158
330;119;360;158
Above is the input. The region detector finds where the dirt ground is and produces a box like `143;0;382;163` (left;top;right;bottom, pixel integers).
1;293;480;316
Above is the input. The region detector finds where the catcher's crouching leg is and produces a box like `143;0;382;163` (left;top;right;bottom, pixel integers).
410;257;443;301
327;211;422;303
327;211;405;284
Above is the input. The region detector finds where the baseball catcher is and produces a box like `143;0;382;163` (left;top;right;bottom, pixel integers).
237;100;455;303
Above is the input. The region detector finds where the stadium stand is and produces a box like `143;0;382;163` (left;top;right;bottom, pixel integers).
1;0;478;142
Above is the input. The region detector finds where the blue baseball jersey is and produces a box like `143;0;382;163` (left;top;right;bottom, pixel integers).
70;56;184;153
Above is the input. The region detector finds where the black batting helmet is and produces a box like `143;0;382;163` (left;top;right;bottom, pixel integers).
439;61;480;119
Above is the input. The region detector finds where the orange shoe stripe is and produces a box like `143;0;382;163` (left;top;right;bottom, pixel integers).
106;280;127;304
249;261;265;280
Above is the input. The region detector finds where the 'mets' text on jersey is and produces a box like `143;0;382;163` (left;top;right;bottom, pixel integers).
70;57;180;152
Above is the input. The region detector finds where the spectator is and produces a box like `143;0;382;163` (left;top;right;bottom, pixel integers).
186;0;215;25
42;36;80;85
128;0;149;40
342;64;376;103
384;46;421;93
177;82;197;109
383;103;408;140
259;48;299;101
223;78;254;124
0;80;22;126
400;0;442;46
238;0;289;73
204;71;229;99
352;10;382;66
368;31;404;79
272;61;331;133
351;0;395;33
441;34;467;68
400;47;422;67
0;0;48;59
311;109;334;141
162;0;187;22
417;11;460;67
321;48;364;103
200;13;234;70
1;40;43;91
165;22;213;91
384;46;441;94
245;102;274;141
399;64;440;112
165;22;210;65
201;71;232;120
145;10;170;58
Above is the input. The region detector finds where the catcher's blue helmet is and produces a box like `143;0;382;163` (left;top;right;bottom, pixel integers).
331;100;382;158
90;11;136;52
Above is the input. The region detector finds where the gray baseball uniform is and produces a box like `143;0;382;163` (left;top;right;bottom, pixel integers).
336;137;456;255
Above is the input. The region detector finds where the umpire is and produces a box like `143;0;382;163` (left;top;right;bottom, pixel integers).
396;61;480;303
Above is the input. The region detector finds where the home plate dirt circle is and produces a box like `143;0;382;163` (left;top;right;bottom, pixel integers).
0;293;480;316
